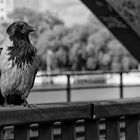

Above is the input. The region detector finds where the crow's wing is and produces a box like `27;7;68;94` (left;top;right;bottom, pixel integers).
31;68;38;89
0;37;13;105
0;47;5;105
0;48;2;75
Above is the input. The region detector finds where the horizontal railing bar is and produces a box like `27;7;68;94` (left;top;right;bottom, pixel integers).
0;99;140;125
71;84;140;90
0;99;140;126
92;98;140;118
36;70;140;77
0;102;92;126
32;84;140;92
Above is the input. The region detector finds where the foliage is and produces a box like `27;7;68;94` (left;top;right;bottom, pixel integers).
0;8;138;71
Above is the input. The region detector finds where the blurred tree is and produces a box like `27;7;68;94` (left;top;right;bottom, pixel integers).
107;39;138;71
62;25;90;71
36;24;68;71
86;57;97;70
86;27;113;70
5;8;138;72
62;25;89;46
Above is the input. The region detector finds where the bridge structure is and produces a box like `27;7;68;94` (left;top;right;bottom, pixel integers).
1;0;140;140
0;99;140;140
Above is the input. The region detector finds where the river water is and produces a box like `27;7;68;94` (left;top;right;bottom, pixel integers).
27;86;140;104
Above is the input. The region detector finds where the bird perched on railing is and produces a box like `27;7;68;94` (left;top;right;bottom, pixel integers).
0;21;38;106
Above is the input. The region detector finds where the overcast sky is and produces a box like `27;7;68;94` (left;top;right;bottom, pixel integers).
42;0;91;27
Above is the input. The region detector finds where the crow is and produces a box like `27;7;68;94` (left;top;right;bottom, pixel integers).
0;21;38;106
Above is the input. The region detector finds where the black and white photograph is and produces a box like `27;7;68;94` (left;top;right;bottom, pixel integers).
0;0;140;140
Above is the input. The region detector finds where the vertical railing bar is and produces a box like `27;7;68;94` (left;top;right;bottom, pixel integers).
61;121;76;140
38;123;54;140
14;125;30;140
67;74;71;102
0;127;4;140
106;117;120;140
85;119;100;140
120;72;123;99
125;116;140;140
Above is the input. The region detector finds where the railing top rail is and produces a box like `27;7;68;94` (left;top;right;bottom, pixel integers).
36;70;140;77
92;98;140;119
1;99;140;126
0;102;92;126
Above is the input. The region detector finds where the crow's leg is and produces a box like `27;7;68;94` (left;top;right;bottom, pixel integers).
3;96;14;107
22;97;37;109
22;94;37;108
21;93;29;107
22;98;30;107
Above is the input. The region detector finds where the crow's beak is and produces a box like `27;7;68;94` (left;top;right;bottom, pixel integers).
26;25;35;33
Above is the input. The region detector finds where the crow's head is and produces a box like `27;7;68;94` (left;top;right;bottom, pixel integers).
7;21;37;68
7;21;35;38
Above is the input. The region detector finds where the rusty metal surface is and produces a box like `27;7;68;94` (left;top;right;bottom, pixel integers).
81;0;140;62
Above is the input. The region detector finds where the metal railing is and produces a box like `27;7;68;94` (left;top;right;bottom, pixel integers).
1;99;140;140
34;70;140;102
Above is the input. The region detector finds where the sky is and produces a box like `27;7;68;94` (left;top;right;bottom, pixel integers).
42;0;92;27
